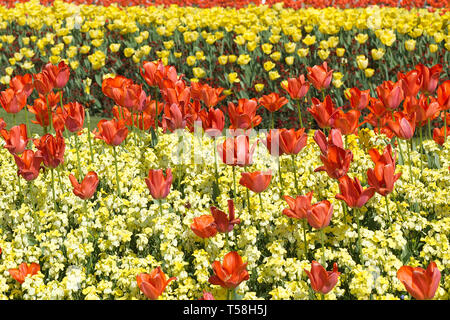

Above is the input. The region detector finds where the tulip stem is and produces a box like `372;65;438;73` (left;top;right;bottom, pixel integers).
444;110;447;144
419;126;423;178
320;229;326;266
213;138;220;199
159;199;163;216
427;118;432;140
86;111;94;164
302;219;309;260
74;132;82;179
51;168;57;212
271;112;275;129
343;203;348;225
246;187;251;216
13;113;16;126
385;194;392;229
278;157;284;197
24;108;30;136
232;166;237;199
407;139;414;185
291;154;299;194
46;95;53;133
355;208;364;265
258;192;264;213
397;138;405;166
113;146;121;197
296;99;303;129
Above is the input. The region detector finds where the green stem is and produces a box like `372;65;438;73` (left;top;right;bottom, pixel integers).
159;199;163;216
385;194;391;229
46;95;53;133
86;111;94;164
427;118;432;140
397;138;405;166
408;139;414;185
320;229;326;266
74;132;82;179
51;168;57;212
291;154;299;194
13;113;16;126
296;99;303;129
271;111;275;129
232;165;237;199
343;203;348;225
355;208;364;265
258;192;264;213
113;146;121;197
213;138;220;196
302;219;309;260
246;187;251;216
419;126;423;178
444;110;447;144
278;157;284;197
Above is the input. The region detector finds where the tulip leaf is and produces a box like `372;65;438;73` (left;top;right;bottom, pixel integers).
95;74;102;87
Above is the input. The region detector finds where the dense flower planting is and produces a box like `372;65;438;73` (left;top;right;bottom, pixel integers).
0;0;449;301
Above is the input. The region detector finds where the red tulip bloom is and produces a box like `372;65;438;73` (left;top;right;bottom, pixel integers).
33;70;54;96
262;129;282;157
437;80;450;110
369;144;397;167
414;95;441;127
52;107;66;134
1;124;29;154
145;168;173;200
367;163;401;197
161;80;191;107
0;88;28;114
308;95;337;129
433;126;450;145
346;87;370;110
313;129;343;155
209;251;249;289
102;75;133;101
397;69;422;97
45;61;70;89
376;80;404;111
258;93;288;113
141;60;178;88
330;109;361;135
94;119;128;146
307;62;333;91
191;215;218;239
210;199;241;233
28;97;50;128
304;261;340;294
306;200;334;230
140;60;159;87
386;112;416;140
335;175;375;208
314;145;353;179
13;150;43;181
161;103;190;132
282;191;313;219
281;74;310;100
397;261;441;300
279;128;308;155
239;171;272;193
34;132;66;169
64;102;85;133
136;267;176;300
191;83;226;108
228;98;261;130
199;291;215;300
217;135;257;167
198;107;225;137
115;83;147;112
9;74;34;98
9;262;40;284
69;171;99;200
416;63;443;95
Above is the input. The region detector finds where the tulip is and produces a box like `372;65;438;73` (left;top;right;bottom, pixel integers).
217;135;257;168
330;109;360;135
345;87;370;111
416;63;443;95
279;128;308;156
45;61;70;90
198;107;225;138
191;83;226;108
209;251;249;293
376;80;404;112
308;95;337;129
397;261;441;300
64;102;85;133
94;119;128;146
239;171;272;194
145;168;173;201
9;262;40;284
28;97;50;130
190;215;218;239
314;145;353;180
9;73;34;98
101;75;133;102
313;129;343;155
33;70;54;96
282;74;310;100
304;261;340;296
258;93;288;128
1;124;29;155
437;80;450;143
0;118;5;131
14;149;43;181
69;171;99;200
210;199;241;235
227;98;261;130
307;61;333;91
306;200;334;230
386;112;416;140
433;126;450;146
161;103;191;133
0;88;28;115
335;175;375;209
397;69;422;97
136;267;176;300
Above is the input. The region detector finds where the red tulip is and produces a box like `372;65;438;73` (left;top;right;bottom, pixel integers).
307;62;333;91
304;261;340;294
28;97;50;128
330;109;360;135
308;95;337;129
45;61;70;89
415;95;441;127
210;199;241;233
346;87;370;110
368;144;397;167
161;80;191;107
33;132;65;168
13;150;43;181
191;82;226;108
145;168;172;200
313;129;343;155
279;128;308;155
262;129;282;156
433;126;450;145
9;262;40;284
397;261;441;300
102;75;133;101
397;69;422;97
228;98;261;130
69;171;99;200
386;112;416;140
416;63;443;95
33;70;54;96
282;191;313;219
9;74;34;98
136;267;176;300
93;119;128;146
161;103;190;132
64;102;85;133
52;107;66;133
335;175;375;208
314;145;353;179
376;80;404;111
140;60;159;87
209;251;249;289
258;93;288;113
114;83;147;112
0;88;28;114
437;80;450;110
217;135;257;167
1;124;29;154
239;171;272;193
367;163;402;197
198;107;225;137
306;200;334;230
191;215;218;238
281;74;310;100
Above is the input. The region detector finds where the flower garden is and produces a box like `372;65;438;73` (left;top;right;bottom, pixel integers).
0;0;449;300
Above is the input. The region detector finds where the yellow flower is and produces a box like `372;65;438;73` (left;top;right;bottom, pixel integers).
135;36;144;44
284;42;296;54
237;54;251;65
49;55;61;64
9;58;16;65
228;55;237;63
218;56;228;65
110;43;121;53
223;89;232;96
195;51;206;61
124;48;135;58
228;73;240;83
333;72;344;80
14;53;23;61
269;34;281;44
186;56;196;66
379;29;396;47
69;60;79;70
0;75;11;85
63;36;72;45
5;67;14;76
333;79;344;88
132;55;140;64
356;55;369;70
355;33;369;44
22;37;30;45
264;61;276;71
292;33;302;42
255;83;264;92
405;39;416;51
247;41;257;52
304;25;314;33
261;43;273;55
327;36;339;48
285;56;294;65
318;49;330;60
371;48;385;60
174;52;182;58
302;35;316;46
234;35;246;46
297;48;309;58
141;45;151;56
270;51;281;61
336;48;345;57
80;45;90;54
365;68;375;78
429;44;438;53
434;32;444;43
21;61;34;70
192;68;206;79
269;71;280;81
92;39;103;48
319;40;329;50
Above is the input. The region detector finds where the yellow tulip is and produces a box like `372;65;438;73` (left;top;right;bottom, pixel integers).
49;55;61;64
228;55;237;63
193;68;206;79
284;42;296;54
80;45;91;54
163;41;174;50
285;56;294;65
371;48;385;60
174;52;182;58
270;51;281;61
228;73;240;83
297;48;309;58
261;43;273;55
124;48;135;58
5;67;14;76
21;61;34;70
356;55;369;70
318;49;330;60
22;37;30;46
429;44;438;53
264;61;276;71
110;43;121;53
14;53;23;61
355;33;369;44
187;56;196;66
63;36;72;45
269;71;280;81
336;48;345;57
92;39;103;48
405;39;416;51
269;34;281;44
69;61;79;70
365;68;375;78
237;54;251;65
247;41;257;52
327;36;339;48
302;35;316;46
195;51;206;61
234;35;246;46
218;56;228;65
255;83;265;92
333;79;344;88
